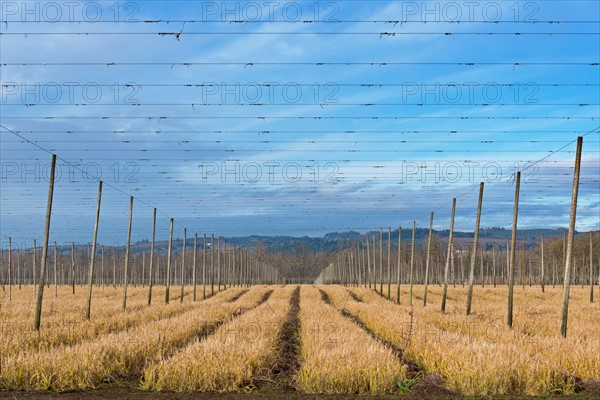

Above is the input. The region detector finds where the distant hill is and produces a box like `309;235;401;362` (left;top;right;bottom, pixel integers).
128;227;575;254
50;227;582;255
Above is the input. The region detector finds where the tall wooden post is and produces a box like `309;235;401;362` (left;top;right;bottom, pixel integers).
101;245;105;289
441;198;456;312
379;228;383;294
507;172;521;327
466;182;484;316
8;237;11;301
480;247;484;287
180;228;186;303
53;242;57;297
409;221;416;306
211;234;215;295
372;232;376;289
561;136;583;338
34;154;57;330
203;234;207;299
147;208;156;305
562;232;567;284
590;232;594;303
17;249;21;290
541;233;545;293
193;233;198;302
71;242;75;294
423;211;434;306
460;249;465;287
451;243;456;287
492;244;497;288
165;218;174;304
387;227;391;299
366;235;372;289
122;196;133;311
521;236;526;290
86;180;102;319
33;239;37;298
357;243;362;287
234;244;239;287
113;248;117;288
396;226;402;303
217;236;221;291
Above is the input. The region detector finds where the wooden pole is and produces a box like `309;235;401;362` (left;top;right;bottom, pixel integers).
396;226;402;303
7;237;11;301
217;236;221;292
71;242;75;294
211;234;215;295
85;180;102;319
34;154;56;330
492;244;497;288
460;249;465;287
387;227;391;299
17;247;21;291
541;233;545;293
507;172;521;328
357;243;362;287
147;208;156;305
180;228;186;302
122;196;133;311
193;233;198;301
562;232;567;285
17;249;21;290
234;244;239;287
379;227;383;294
53;241;57;297
409;221;416;306
423;211;434;306
113;248;117;288
451;243;456;288
101;245;104;289
480;247;484;287
521;236;526;290
561;136;583;338
165;218;174;304
590;232;594;303
372;232;376;289
366;235;372;289
33;239;37;298
441;198;456;312
466;182;484;316
203;234;207;299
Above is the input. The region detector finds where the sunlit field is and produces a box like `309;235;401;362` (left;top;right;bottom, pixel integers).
1;284;598;396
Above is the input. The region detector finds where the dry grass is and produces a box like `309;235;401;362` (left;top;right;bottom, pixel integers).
0;286;225;357
1;284;598;395
0;286;268;391
141;286;294;392
333;284;600;396
296;286;407;395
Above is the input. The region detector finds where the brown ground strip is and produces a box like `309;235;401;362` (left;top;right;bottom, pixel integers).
317;288;454;396
226;289;250;303
260;285;302;390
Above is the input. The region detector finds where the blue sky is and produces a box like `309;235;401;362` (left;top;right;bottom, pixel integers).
1;0;599;247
